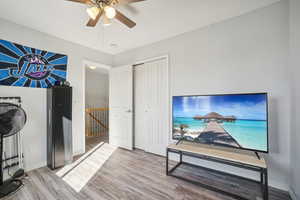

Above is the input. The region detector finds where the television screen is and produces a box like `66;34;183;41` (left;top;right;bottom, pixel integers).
172;93;268;152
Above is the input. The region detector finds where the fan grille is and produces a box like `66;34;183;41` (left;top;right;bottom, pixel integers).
0;103;27;137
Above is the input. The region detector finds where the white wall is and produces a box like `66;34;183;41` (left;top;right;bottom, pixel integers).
114;1;290;190
289;0;300;199
85;69;109;108
0;18;112;171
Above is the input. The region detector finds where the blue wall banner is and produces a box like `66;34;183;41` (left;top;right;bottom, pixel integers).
0;39;68;88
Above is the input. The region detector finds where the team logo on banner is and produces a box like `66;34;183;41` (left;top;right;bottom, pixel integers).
0;39;68;88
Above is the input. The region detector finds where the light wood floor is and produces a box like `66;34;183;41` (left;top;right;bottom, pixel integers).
86;136;109;150
7;148;291;200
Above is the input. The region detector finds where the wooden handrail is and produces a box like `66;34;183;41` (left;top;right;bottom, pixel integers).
88;112;108;130
86;107;108;113
85;107;109;138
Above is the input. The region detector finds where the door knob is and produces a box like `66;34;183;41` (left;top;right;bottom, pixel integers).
126;109;132;113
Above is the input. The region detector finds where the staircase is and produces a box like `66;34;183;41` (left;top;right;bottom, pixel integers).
85;107;109;137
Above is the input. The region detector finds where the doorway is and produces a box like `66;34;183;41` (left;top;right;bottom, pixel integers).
134;56;169;156
92;56;169;153
84;61;110;152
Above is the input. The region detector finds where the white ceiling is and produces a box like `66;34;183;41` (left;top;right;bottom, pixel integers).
0;0;280;54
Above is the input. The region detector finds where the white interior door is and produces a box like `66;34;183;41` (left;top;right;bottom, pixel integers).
134;58;169;156
134;66;147;150
109;65;133;150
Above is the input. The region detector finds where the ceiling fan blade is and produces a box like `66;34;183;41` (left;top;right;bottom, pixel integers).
65;0;93;4
115;10;136;28
86;9;104;27
123;4;139;14
118;0;146;4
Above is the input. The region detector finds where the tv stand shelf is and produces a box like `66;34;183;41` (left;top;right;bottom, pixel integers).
166;142;268;200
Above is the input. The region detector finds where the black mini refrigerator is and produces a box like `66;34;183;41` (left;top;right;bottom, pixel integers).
47;86;73;170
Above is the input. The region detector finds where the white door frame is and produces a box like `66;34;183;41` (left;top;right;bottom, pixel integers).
133;55;171;148
82;60;111;154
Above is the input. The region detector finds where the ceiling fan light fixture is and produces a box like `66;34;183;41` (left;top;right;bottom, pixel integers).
104;6;116;19
89;66;97;70
103;15;112;26
86;6;100;20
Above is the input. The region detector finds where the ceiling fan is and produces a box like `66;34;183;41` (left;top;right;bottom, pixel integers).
66;0;145;28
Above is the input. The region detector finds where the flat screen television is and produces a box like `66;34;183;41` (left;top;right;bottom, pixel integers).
172;93;268;153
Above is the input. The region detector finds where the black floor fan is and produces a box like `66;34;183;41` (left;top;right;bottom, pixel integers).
0;103;27;198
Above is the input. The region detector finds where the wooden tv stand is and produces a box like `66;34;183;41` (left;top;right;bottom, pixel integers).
166;142;268;200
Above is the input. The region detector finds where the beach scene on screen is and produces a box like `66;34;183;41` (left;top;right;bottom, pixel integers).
173;94;268;152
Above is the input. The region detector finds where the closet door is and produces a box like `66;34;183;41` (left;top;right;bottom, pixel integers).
134;58;169;156
134;65;146;150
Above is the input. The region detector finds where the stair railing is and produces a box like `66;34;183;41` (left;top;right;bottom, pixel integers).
85;107;109;137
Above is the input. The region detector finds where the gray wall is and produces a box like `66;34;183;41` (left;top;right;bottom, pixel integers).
114;1;290;190
289;0;300;198
0;0;295;193
0;18;112;171
85;69;109;108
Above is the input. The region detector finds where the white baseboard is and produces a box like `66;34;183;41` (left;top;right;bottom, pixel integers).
25;161;47;172
73;148;85;156
22;149;85;173
289;187;298;200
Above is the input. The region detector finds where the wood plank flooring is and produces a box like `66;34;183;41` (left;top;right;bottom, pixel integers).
5;148;291;200
85;136;109;151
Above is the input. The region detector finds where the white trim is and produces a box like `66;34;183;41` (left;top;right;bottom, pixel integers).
25;161;47;172
83;59;112;71
73;149;85;156
82;59;111;154
134;55;169;66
